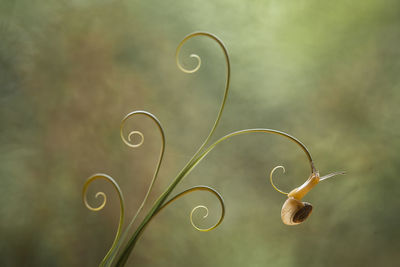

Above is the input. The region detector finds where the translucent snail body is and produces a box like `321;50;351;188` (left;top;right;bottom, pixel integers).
281;172;320;225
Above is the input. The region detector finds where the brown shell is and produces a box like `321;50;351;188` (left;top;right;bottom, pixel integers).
281;198;313;225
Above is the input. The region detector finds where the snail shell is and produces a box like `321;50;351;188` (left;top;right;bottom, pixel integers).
281;197;313;225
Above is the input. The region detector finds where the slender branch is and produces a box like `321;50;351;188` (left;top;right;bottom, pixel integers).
106;111;165;265
175;31;231;167
119;111;165;232
83;174;125;267
190;128;315;174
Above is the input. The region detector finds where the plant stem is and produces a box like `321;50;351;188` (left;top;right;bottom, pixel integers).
115;167;190;266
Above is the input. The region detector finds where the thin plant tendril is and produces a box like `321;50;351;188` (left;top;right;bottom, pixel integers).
82;174;125;267
119;111;165;229
190;205;209;231
126;131;144;148
109;111;165;264
184;128;316;183
157;186;225;232
269;165;289;195
175;32;231;165
84;191;107;211
176;53;201;73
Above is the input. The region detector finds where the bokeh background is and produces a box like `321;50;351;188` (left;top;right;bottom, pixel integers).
1;0;400;266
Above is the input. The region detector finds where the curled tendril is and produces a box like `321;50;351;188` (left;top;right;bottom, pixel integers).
190;205;209;231
176;33;205;73
158;186;225;232
179;128;316;186
269;165;289;195
176;53;201;73
119;111;165;224
126;130;144;148
120;111;150;148
176;32;230;157
105;110;166;265
82;174;125;267
119;111;165;222
84;191;107;211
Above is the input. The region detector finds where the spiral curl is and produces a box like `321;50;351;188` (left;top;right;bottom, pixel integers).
269;165;289;195
120;112;150;148
176;53;201;74
175;32;230;157
158;186;225;232
119;111;165;227
114;110;166;252
126;130;144;148
82;174;125;267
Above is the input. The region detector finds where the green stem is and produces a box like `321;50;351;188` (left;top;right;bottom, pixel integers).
105;111;166;266
114;161;200;266
83;174;125;267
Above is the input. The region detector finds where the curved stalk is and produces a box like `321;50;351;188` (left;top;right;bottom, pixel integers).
190;128;315;174
119;110;165;232
175;31;230;166
83;174;125;267
106;111;165;265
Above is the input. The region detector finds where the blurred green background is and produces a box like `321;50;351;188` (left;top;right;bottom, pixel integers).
1;0;400;266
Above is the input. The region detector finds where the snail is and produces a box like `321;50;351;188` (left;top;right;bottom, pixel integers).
270;166;345;225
